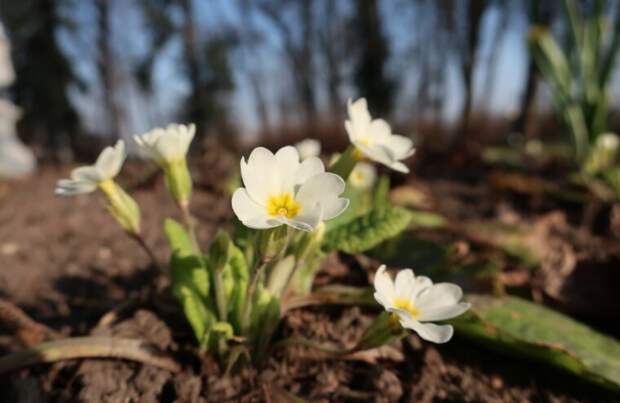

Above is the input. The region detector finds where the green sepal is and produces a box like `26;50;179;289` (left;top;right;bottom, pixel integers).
164;159;192;206
100;180;141;235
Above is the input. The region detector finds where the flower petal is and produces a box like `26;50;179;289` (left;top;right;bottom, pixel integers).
295;172;345;209
154;130;182;162
277;207;320;232
95;140;125;179
71;166;102;183
395;269;415;299
55;179;97;195
400;318;454;344
240;147;279;204
295;157;325;185
231;188;277;229
348;98;371;126
321;197;349;220
178;124;195;155
415;283;464;311
373;265;395;306
419;302;471;322
383;135;415;160
275;146;300;193
369;119;392;143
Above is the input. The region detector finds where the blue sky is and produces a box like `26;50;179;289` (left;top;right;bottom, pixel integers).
52;0;615;140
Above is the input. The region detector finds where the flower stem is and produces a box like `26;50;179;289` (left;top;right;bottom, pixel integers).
329;145;359;181
241;258;269;333
179;201;200;254
213;270;228;321
129;232;164;274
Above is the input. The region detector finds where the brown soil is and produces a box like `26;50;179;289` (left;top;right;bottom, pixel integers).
0;162;618;402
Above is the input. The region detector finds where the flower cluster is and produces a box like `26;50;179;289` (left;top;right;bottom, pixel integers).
55;96;467;372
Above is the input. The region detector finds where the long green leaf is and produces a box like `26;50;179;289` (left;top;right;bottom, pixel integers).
451;295;620;392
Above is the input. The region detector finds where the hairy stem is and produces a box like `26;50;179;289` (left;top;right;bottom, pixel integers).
129;232;164;274
180;201;200;254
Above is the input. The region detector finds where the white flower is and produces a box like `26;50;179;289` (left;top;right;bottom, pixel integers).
133;123;195;165
373;265;470;343
345;98;415;173
295;139;321;160
349;161;377;189
55;140;125;196
232;146;349;231
597;132;619;150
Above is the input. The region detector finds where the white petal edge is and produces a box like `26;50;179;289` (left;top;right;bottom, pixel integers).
231;188;276;229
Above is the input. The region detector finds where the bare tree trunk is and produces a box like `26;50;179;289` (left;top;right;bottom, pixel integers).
460;0;486;136
180;0;207;135
96;0;123;139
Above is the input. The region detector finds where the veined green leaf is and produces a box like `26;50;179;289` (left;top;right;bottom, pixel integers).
323;206;413;254
451;295;620;392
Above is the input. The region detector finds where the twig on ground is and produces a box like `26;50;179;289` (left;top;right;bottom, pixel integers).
0;336;181;374
0;298;61;346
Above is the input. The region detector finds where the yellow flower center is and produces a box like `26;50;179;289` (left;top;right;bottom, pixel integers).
352;170;365;183
267;192;301;218
353;147;365;161
393;297;420;319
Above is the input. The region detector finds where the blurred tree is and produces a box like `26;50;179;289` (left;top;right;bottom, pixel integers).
136;0;237;141
95;0;125;138
459;0;487;133
512;1;554;139
0;0;80;159
353;0;394;117
258;0;318;133
317;0;352;121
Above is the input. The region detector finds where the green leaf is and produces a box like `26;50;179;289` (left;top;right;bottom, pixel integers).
163;218;194;257
451;295;620;392
248;286;281;363
408;210;447;229
222;244;250;331
368;232;452;276
323;206;413;254
373;175;390;206
171;283;214;348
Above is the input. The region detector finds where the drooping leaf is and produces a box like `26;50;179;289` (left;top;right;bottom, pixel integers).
451;295;620;392
323;206;412;254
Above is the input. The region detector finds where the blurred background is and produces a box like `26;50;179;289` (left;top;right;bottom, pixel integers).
1;0;619;163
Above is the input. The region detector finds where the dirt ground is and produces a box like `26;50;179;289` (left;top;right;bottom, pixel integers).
0;158;618;402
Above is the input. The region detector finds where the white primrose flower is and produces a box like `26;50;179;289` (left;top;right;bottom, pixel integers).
345;98;415;173
133;123;195;165
373;265;470;343
295;138;321;160
349;161;377;189
55;140;125;195
232;146;349;231
597;132;619;150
